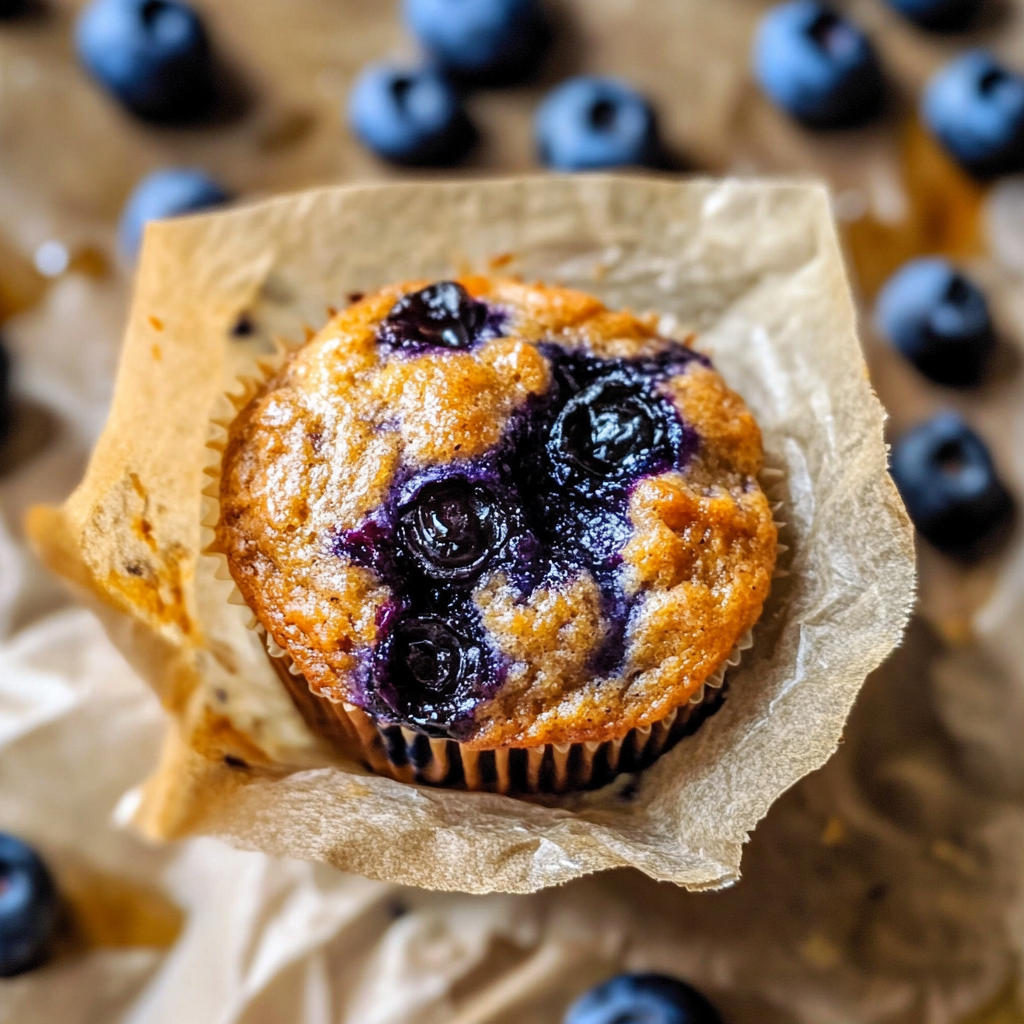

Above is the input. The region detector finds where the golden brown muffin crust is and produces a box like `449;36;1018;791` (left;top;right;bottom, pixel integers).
217;278;777;748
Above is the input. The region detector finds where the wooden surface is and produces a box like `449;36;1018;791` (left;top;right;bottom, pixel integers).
2;1;1024;1021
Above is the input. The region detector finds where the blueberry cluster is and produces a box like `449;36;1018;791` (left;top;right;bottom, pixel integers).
67;0;234;260
333;283;700;735
874;260;1015;561
752;4;1022;562
347;0;661;172
69;0;236;262
753;0;1024;180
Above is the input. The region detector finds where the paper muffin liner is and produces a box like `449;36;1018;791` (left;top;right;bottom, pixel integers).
261;624;755;795
200;331;787;795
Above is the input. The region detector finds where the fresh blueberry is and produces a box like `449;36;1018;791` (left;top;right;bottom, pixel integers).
377;615;488;727
752;1;885;129
119;167;229;260
348;63;476;167
922;51;1024;177
0;833;59;978
875;258;995;386
398;479;508;583
535;76;660;172
378;281;487;351
548;372;682;496
565;973;723;1024
75;0;216;124
404;0;550;85
890;412;1014;560
886;0;982;31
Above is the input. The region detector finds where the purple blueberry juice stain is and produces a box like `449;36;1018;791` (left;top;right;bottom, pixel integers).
337;307;704;737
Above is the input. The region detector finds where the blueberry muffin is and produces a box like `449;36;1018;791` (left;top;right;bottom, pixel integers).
215;278;778;793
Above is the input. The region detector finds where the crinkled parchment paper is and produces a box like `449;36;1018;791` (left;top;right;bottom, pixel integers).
2;606;1019;1024
26;175;915;894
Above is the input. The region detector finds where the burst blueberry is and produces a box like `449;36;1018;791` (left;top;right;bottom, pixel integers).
348;63;476;167
378;615;489;728
752;1;884;129
404;0;550;85
75;0;216;123
119;167;229;260
886;0;982;30
922;51;1024;177
565;973;723;1024
535;76;660;171
0;834;60;978
378;281;488;351
548;372;681;497
890;412;1014;560
398;478;508;583
875;258;995;386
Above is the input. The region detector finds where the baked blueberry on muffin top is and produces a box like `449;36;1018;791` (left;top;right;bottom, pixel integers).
217;278;777;764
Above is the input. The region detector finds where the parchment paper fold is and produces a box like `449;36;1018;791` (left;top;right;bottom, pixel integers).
27;175;915;894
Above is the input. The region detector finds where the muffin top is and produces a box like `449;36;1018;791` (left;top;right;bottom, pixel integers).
216;278;777;749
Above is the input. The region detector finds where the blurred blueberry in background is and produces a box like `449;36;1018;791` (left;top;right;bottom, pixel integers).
752;0;884;128
76;0;216;123
875;257;995;386
890;411;1015;560
923;51;1024;176
119;167;229;260
535;76;660;171
404;0;550;85
349;62;476;166
0;833;59;978
564;974;723;1024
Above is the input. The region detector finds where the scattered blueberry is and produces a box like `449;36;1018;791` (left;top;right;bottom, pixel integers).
890;412;1014;560
885;0;982;31
378;281;488;351
922;51;1024;177
875;258;995;386
565;973;723;1024
535;76;660;171
75;0;216;124
548;372;683;497
119;167;229;260
752;1;885;129
0;339;12;448
348;63;476;166
0;833;59;978
404;0;550;85
398;479;508;582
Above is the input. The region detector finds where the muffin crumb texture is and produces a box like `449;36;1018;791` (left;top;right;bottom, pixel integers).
217;277;777;750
